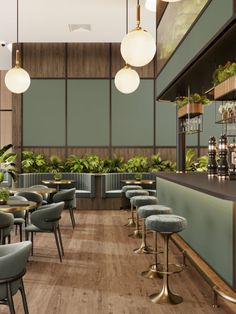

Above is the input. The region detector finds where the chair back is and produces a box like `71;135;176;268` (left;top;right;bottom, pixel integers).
15;191;43;207
53;188;76;208
30;202;64;231
0;212;14;239
30;185;49;202
0;241;31;299
9;195;27;219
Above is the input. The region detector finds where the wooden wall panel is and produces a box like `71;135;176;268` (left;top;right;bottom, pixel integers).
67;147;110;158
0;111;12;145
111;43;154;78
22;147;66;160
23;43;66;78
67;43;110;78
0;71;12;109
156;148;176;161
111;148;154;160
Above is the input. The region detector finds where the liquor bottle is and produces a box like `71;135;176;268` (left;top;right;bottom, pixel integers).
207;136;217;177
217;134;229;179
229;138;236;180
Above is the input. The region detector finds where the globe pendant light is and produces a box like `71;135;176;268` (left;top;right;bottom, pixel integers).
121;0;156;67
5;0;31;94
115;64;140;94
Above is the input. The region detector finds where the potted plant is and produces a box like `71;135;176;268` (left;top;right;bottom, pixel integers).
52;170;62;181
213;62;236;99
0;187;10;205
0;144;17;184
176;93;212;118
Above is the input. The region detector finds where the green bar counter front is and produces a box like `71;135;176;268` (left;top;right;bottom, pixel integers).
156;173;236;290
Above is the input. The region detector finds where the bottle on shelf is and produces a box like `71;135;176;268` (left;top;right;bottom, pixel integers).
207;136;217;177
217;134;229;180
228;138;236;180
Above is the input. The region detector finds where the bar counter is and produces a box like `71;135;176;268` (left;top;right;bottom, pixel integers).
156;173;236;290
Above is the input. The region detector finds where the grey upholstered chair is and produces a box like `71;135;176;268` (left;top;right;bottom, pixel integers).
15;192;43;208
53;188;76;229
0;241;32;314
9;195;28;242
25;202;64;262
0;212;14;245
30;185;50;205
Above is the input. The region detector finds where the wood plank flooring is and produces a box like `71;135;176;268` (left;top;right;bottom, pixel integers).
1;210;236;314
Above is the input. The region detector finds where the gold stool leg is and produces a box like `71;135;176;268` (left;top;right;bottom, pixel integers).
128;207;142;238
141;231;162;279
124;201;136;227
149;234;183;304
133;218;153;254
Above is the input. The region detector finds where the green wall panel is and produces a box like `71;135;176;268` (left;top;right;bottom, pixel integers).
112;80;153;146
201;102;223;146
67;79;109;146
23;79;65;146
157;177;233;286
156;101;176;146
156;0;234;96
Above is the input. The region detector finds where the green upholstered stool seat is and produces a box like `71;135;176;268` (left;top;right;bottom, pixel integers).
131;196;158;208
122;185;142;193
138;205;172;219
146;214;187;234
125;189;149;199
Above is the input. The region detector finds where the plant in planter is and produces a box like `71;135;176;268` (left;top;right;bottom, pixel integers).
0;144;17;183
213;61;236;86
126;156;149;173
64;155;84;173
21;151;48;173
176;93;212;118
52;170;62;181
0;187;10;205
48;155;64;173
150;153;176;172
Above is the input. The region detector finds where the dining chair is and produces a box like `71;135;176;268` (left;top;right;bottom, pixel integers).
9;195;28;242
25;202;64;262
0;212;14;245
53;188;76;228
30;185;50;205
15;192;43;209
0;241;32;314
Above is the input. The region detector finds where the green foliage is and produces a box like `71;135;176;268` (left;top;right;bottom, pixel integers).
21;151;48;173
0;187;10;201
126;156;149;173
64;155;84;173
185;149;208;172
213;61;236;85
0;144;17;181
150;154;176;172
48;155;64;172
176;93;212;108
108;155;126;173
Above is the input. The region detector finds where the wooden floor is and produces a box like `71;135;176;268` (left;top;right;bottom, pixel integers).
2;210;236;314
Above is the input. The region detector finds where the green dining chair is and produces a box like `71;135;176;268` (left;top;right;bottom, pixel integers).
0;212;14;245
25;202;64;262
30;185;50;205
0;241;32;314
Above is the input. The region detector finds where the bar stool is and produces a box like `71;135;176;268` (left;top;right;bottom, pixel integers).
125;190;149;227
121;185;142;210
128;196;158;239
146;214;187;304
135;205;173;255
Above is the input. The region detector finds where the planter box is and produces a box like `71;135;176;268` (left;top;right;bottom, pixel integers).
214;76;236;100
178;103;203;118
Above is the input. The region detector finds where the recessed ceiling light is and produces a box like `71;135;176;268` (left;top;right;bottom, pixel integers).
68;24;91;33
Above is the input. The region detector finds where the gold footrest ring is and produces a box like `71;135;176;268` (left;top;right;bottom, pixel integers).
157;263;185;275
141;263;163;279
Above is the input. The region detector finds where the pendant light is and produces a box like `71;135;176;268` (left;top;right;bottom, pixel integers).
115;64;140;94
120;0;156;67
115;0;140;94
5;0;31;94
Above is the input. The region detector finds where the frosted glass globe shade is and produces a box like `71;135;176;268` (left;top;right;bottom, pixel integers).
115;66;140;94
121;28;156;67
5;66;31;94
145;0;156;12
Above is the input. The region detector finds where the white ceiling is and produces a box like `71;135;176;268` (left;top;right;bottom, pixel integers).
0;0;156;43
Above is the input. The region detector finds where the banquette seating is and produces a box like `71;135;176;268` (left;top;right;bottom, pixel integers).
18;173;96;198
101;173;157;198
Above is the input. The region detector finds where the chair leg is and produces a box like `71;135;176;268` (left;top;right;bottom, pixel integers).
53;228;62;262
57;225;64;256
19;224;23;242
69;208;75;229
19;279;29;314
7;283;16;314
15;225;18;235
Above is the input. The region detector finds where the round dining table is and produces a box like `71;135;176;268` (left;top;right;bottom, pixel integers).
0;200;37;213
41;179;75;191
